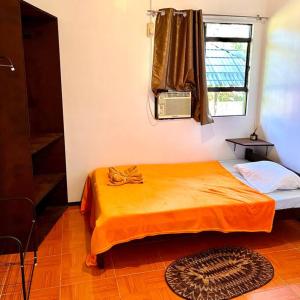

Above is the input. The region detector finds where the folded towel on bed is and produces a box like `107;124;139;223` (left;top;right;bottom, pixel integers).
108;166;143;186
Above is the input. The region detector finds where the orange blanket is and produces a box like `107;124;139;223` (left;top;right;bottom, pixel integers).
81;161;275;266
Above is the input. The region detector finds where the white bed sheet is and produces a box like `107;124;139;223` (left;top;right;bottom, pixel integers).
220;159;300;210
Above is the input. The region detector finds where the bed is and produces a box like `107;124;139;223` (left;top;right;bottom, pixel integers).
81;150;300;268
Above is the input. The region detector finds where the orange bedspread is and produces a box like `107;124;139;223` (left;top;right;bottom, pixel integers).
81;161;275;266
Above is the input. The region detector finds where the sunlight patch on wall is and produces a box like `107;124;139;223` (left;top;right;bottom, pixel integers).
113;0;128;13
260;0;300;172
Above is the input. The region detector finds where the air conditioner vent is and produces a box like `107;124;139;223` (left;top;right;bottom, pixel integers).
155;91;192;120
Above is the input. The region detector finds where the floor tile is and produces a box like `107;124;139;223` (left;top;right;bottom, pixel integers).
62;207;91;251
157;234;218;266
30;287;60;300
158;231;261;266
38;238;62;257
2;254;35;295
274;220;300;249
2;207;300;300
62;227;91;255
63;207;86;232
265;249;300;280
1;292;23;300
63;205;81;214
61;245;114;285
112;242;164;276
46;218;63;241
61;277;120;300
286;278;300;297
243;287;299;300
31;255;61;290
120;289;182;300
1;286;60;300
0;254;12;295
116;271;183;299
243;233;295;254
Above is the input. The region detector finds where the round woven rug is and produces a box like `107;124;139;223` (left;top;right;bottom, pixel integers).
165;247;274;300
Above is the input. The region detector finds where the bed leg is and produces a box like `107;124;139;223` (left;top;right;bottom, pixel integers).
96;254;105;269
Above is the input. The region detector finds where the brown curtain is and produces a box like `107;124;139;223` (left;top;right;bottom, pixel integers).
151;8;213;125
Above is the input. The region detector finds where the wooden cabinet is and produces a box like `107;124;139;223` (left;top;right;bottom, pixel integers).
0;0;68;248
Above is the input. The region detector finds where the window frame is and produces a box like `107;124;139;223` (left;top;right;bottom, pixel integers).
204;22;253;117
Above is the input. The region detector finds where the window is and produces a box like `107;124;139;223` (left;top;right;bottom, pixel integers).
205;23;252;117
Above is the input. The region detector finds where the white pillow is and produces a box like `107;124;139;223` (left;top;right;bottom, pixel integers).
234;161;300;193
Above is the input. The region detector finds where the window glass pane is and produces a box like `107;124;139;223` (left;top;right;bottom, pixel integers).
206;23;252;38
208;92;246;116
206;42;248;88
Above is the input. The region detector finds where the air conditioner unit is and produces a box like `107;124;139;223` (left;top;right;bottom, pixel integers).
155;91;192;120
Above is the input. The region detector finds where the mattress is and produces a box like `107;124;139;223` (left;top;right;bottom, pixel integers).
220;159;300;210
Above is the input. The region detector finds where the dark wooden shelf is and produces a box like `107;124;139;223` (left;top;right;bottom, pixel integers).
1;0;68;255
226;138;274;156
226;138;274;147
34;173;65;204
30;133;63;154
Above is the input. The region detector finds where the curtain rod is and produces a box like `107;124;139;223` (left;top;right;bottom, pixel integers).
147;10;269;21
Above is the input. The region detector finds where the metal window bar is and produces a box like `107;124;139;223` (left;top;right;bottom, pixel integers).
205;24;253;95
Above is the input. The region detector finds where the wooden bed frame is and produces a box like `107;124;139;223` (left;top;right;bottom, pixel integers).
96;149;300;268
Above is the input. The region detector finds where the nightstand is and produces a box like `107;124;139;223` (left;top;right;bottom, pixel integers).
226;138;274;156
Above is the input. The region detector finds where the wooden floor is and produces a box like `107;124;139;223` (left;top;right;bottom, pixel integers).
1;206;300;299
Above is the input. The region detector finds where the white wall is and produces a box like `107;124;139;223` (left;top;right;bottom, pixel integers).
26;0;285;202
258;0;300;173
265;0;290;16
